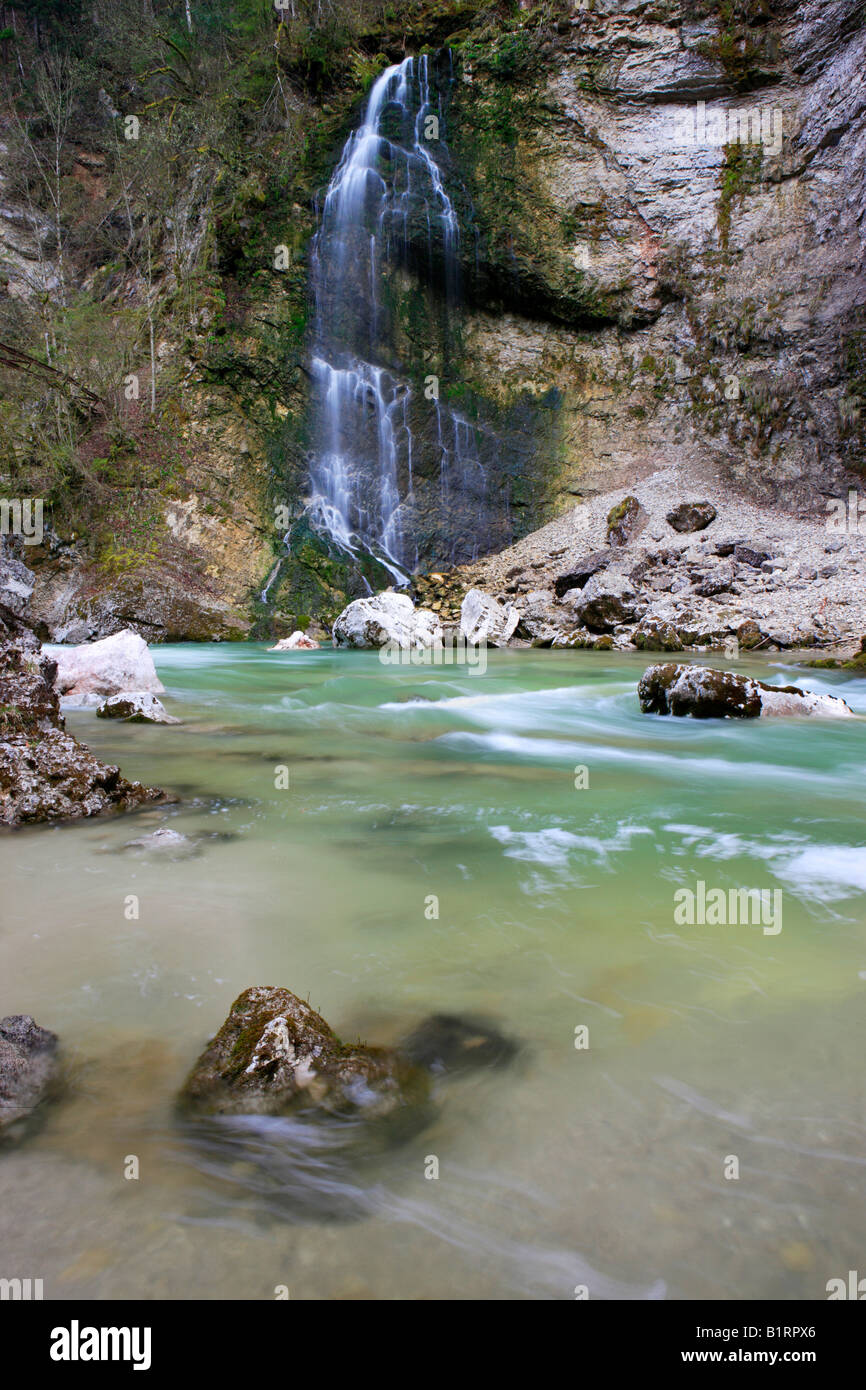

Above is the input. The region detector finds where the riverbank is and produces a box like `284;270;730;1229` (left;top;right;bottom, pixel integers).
416;465;866;655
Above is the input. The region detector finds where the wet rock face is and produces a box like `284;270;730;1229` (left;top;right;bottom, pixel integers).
666;502;717;534
0;605;166;826
638;663;854;719
179;987;432;1127
0;1015;59;1139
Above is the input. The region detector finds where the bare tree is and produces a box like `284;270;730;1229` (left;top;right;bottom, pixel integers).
13;51;77;310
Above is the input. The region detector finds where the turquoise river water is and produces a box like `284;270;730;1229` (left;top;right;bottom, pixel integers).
1;646;864;1300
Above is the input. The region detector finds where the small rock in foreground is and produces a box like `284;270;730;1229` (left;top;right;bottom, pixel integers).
0;1015;60;1139
638;663;855;719
178;987;432;1129
124;826;197;855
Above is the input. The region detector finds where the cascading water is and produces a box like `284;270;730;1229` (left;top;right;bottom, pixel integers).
302;51;487;584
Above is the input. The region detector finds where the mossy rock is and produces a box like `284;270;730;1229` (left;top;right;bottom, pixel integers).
606;495;645;547
178;987;432;1135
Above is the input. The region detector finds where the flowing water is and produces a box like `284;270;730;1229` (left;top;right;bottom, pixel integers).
305;53;487;578
2;647;865;1300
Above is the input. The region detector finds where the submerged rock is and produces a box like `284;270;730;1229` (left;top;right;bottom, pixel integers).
179;986;432;1128
332;592;442;650
51;628;164;699
400;1013;520;1076
268;631;319;651
460;588;519;646
638;663;855;720
97;692;180;724
0;1015;59;1139
123;826;197;855
666;501;717;534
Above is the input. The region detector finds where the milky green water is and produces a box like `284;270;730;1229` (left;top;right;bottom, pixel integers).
1;646;865;1300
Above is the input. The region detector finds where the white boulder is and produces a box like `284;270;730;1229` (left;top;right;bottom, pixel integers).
268;631;319;651
51;629;164;698
332;592;442;650
460;588;520;647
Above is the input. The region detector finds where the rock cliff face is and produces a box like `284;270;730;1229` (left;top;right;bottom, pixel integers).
3;2;864;637
441;0;866;515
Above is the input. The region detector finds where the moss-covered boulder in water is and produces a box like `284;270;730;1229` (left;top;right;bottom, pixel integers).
178;987;432;1128
638;664;854;720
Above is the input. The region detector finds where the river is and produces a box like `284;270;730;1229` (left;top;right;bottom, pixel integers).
1;646;864;1299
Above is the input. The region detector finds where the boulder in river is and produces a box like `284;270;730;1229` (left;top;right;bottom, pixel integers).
179;986;432;1127
638;663;854;719
460;588;519;646
268;631;319;651
0;1015;59;1139
97;692;179;724
332;592;442;650
51;628;164;699
0;605;167;825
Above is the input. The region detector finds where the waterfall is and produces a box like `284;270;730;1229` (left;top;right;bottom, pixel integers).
304;51;485;584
